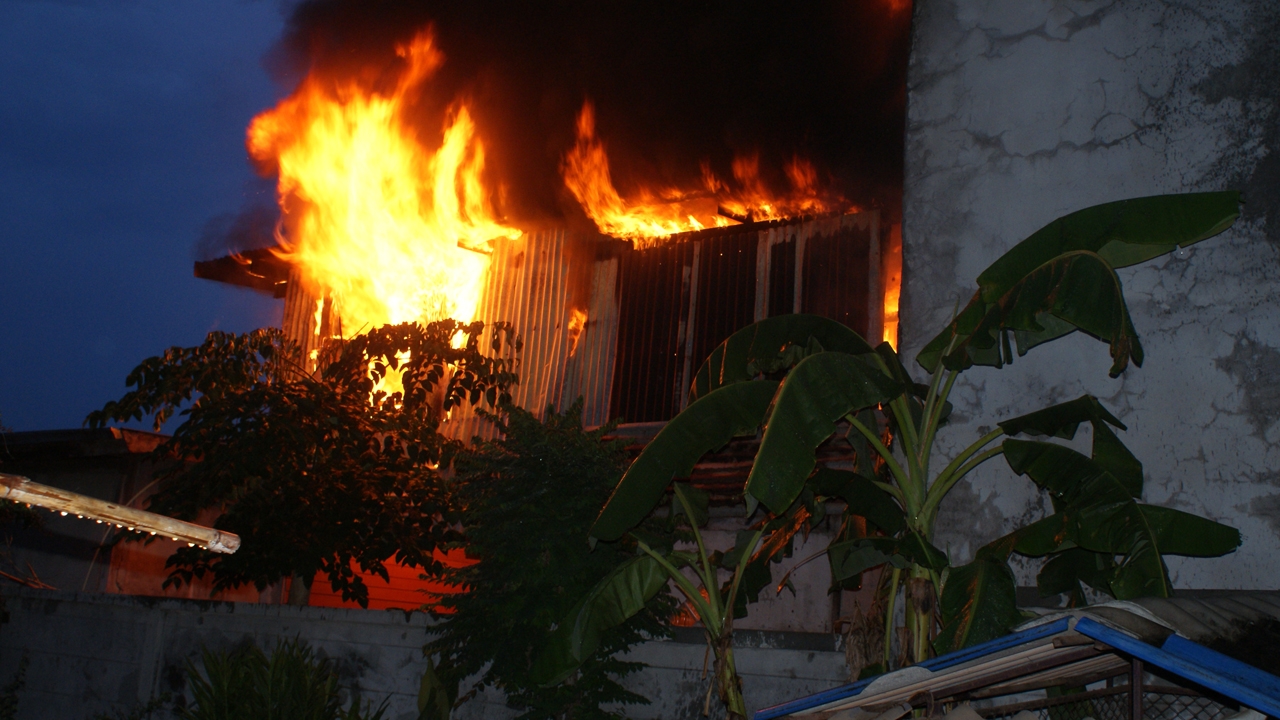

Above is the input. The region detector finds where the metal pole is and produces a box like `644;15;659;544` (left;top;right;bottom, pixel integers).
1130;658;1144;720
0;472;240;554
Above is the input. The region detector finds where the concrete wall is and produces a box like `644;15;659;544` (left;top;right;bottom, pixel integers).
0;588;847;720
901;0;1280;587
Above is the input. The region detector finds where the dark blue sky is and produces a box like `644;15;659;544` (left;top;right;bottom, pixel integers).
1;1;288;431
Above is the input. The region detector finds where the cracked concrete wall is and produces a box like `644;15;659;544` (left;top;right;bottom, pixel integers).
901;0;1280;590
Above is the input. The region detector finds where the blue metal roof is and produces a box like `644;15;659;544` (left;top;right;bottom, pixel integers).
754;596;1280;720
753;618;1071;720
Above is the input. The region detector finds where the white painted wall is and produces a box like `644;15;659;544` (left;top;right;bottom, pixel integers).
900;0;1280;589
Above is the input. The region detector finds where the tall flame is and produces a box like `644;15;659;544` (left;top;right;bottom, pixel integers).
561;103;726;242
562;101;852;244
248;30;520;332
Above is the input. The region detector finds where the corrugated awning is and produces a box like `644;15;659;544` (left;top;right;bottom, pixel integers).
757;593;1280;719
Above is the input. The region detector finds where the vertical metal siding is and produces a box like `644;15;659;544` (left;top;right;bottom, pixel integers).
446;230;577;441
560;252;621;427
278;210;880;438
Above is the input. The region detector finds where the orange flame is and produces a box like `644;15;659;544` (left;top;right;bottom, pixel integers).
248;30;520;333
561;103;725;243
567;308;588;357
562;101;852;244
882;223;902;349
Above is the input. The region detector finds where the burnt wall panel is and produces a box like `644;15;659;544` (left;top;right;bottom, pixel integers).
768;236;797;318
609;242;692;423
801;224;872;339
689;231;759;384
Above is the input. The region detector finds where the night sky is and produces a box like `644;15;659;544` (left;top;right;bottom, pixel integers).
1;1;286;431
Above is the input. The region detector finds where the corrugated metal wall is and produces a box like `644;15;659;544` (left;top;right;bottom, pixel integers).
280;211;881;437
610;211;881;424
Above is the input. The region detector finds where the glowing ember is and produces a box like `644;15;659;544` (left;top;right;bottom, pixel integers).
248;30;521;333
562;101;853;244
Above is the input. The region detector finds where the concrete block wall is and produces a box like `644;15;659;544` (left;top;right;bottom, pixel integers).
901;0;1280;588
0;588;847;720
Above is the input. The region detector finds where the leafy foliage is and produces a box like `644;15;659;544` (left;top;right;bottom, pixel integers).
543;191;1245;707
91;693;173;720
179;638;386;720
919;192;1241;376
535;477;812;720
426;402;672;720
86;321;518;606
591;381;779;541
0;655;25;720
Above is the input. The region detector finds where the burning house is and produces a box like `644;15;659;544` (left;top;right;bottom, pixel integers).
194;21;904;428
7;0;1280;717
192;14;905;619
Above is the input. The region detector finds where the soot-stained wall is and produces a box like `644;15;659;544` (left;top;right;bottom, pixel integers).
900;1;1280;589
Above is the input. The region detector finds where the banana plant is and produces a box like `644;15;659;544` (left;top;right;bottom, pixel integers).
534;192;1246;708
533;455;854;717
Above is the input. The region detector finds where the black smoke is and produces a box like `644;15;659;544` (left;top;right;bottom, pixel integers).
226;0;911;248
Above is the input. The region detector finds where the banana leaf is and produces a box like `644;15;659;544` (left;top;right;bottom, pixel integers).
1139;505;1242;556
746;353;903;515
1006;441;1240;599
1002;440;1126;507
935;541;1020;654
807;468;906;535
999;395;1143;496
979;192;1241;301
919;192;1241;375
591;380;778;541
1036;547;1117;605
926;251;1143;378
732;510;810;616
669;482;710;530
531;554;669;686
689;314;875;402
828;537;904;583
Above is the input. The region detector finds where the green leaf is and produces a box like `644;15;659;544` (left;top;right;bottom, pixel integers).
746;353;903;515
1000;395;1142;496
1036;547;1117;604
1138;505;1241;557
1060;488;1170;599
1002;440;1125;508
416;658;454;720
999;395;1125;438
1012;512;1071;557
670;482;710;529
1010;441;1241;601
935;550;1020;654
933;251;1144;378
827;537;901;583
918;192;1241;375
978;192;1240;303
807;468;906;535
731;513;807;616
689;315;875;402
1107;535;1169;600
899;530;949;571
591;381;778;541
531;554;669;686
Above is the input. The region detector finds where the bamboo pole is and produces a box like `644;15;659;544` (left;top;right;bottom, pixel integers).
0;472;240;554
